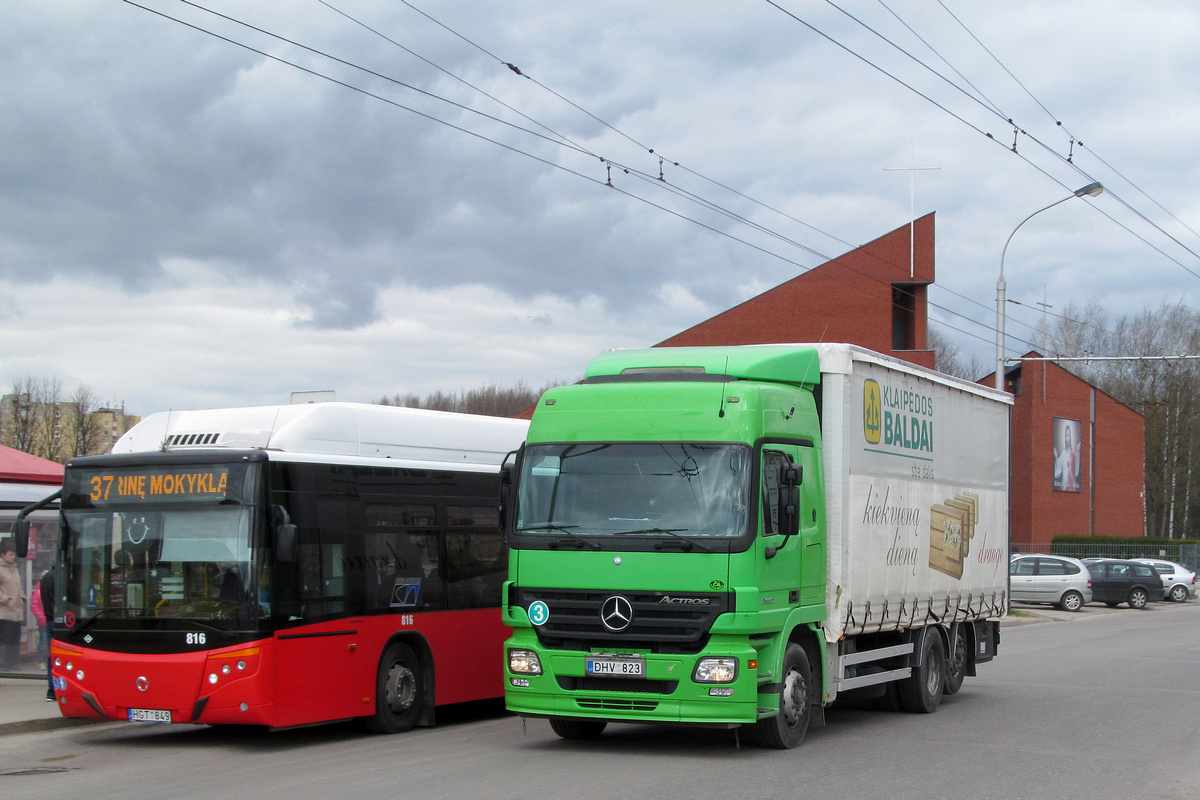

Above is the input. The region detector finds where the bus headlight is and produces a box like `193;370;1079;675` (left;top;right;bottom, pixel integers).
693;657;737;683
508;648;543;676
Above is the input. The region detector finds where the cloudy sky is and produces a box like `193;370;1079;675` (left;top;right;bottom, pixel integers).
2;0;1198;415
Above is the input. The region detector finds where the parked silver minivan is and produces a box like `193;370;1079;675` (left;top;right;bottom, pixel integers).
1009;553;1093;611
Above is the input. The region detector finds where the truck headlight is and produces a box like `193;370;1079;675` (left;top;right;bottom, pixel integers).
508;648;543;676
693;657;737;683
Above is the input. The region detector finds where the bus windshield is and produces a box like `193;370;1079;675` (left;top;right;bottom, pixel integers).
516;443;750;539
60;461;265;631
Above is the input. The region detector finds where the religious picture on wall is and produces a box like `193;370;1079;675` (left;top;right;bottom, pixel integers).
1052;417;1082;493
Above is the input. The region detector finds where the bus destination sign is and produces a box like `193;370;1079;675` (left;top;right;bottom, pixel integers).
82;467;232;505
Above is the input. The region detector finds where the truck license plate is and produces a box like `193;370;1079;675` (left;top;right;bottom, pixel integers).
128;708;172;723
587;657;645;677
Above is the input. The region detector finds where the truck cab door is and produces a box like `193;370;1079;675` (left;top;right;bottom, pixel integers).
757;445;825;610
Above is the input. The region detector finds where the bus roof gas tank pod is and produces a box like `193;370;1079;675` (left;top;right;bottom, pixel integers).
113;402;530;467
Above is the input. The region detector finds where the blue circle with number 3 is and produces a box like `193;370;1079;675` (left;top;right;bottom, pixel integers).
528;601;550;626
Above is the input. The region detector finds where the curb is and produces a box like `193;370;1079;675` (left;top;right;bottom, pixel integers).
0;717;115;737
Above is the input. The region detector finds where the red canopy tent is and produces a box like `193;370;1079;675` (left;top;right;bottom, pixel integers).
0;445;63;485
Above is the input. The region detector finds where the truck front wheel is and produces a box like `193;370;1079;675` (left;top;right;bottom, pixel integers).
549;717;607;740
750;643;812;749
898;630;945;714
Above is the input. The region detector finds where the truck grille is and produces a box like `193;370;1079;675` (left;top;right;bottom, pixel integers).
514;587;729;654
576;698;660;712
557;677;679;694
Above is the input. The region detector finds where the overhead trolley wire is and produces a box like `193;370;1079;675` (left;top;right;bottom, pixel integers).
164;0;596;161
123;0;1123;364
368;0;1179;363
930;0;1200;267
134;0;1049;360
767;0;1200;279
316;0;590;155
392;0;659;158
323;0;1200;336
873;0;1008;120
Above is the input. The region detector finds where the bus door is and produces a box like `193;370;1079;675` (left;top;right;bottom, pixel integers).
275;540;368;727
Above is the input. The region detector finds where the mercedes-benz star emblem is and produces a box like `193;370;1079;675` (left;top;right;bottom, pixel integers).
600;595;634;632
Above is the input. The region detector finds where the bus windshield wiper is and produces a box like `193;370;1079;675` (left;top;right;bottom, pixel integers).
613;528;713;552
520;523;602;550
70;608;107;635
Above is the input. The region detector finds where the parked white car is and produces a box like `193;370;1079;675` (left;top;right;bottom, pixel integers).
1009;554;1093;611
1132;559;1197;602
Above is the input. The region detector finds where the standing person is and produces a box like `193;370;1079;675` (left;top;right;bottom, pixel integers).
38;568;55;700
0;538;24;672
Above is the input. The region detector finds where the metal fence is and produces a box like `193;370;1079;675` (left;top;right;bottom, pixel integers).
1012;542;1200;571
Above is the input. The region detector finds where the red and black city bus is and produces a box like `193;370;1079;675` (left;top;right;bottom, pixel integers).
20;402;528;732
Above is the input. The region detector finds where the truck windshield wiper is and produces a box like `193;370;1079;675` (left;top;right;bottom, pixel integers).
520;523;602;550
614;527;714;552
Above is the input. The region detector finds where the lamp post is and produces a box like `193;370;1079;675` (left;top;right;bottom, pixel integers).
994;181;1104;390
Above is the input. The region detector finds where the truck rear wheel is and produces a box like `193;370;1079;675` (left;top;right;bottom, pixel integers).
549;717;607;740
750;643;811;749
944;626;967;696
898;631;944;714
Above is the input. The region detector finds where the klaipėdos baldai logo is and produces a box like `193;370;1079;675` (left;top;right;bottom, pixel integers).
864;379;934;455
863;379;882;444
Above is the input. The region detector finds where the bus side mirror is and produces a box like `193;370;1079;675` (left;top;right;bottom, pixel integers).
13;488;61;560
13;519;29;559
272;506;296;564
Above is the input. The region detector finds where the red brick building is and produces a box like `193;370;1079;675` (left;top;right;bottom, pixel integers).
983;355;1145;550
650;212;1146;550
659;214;937;369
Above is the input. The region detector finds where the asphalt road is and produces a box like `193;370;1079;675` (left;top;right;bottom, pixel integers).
2;600;1198;800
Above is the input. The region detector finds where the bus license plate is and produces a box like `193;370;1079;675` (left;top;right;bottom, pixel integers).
587;657;645;677
128;708;172;723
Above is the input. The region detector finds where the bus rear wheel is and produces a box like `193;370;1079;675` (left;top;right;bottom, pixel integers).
363;642;423;734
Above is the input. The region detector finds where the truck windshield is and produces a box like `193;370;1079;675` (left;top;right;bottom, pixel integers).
516;443;750;538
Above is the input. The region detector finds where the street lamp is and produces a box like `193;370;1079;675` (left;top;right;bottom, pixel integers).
995;181;1104;390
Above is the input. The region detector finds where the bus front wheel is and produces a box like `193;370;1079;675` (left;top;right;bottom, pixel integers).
364;642;423;734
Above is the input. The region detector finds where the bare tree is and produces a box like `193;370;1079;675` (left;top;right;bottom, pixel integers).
3;376;62;459
928;327;987;381
67;384;106;458
380;380;565;417
1049;300;1200;539
3;378;37;453
32;377;65;462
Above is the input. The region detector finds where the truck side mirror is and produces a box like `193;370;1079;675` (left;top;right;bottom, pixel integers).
766;465;802;559
779;465;802;537
498;464;513;536
498;448;521;542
